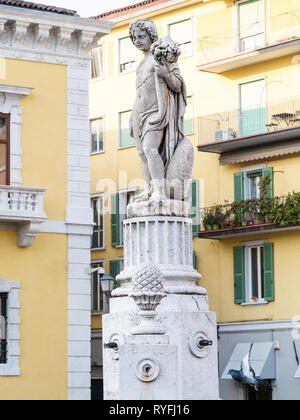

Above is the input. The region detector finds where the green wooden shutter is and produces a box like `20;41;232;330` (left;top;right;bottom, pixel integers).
262;167;274;198
234;172;244;202
111;193;120;247
109;260;121;289
189;180;200;237
193;250;197;270
264;242;274;302
233;246;246;304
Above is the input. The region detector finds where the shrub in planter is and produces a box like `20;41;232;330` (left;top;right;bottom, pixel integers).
203;207;216;231
284;192;300;225
268;197;287;227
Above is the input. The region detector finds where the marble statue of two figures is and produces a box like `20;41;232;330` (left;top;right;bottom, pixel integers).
128;19;194;218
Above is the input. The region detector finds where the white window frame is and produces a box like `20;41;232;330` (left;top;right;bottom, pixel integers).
118;188;137;247
242;164;266;200
0;278;20;376
184;95;194;136
90;117;104;155
118;36;136;74
238;77;267;136
168;18;193;58
242;240;268;306
91;44;104;80
235;0;266;54
118;110;135;150
118;256;124;273
91;193;105;251
91;260;107;315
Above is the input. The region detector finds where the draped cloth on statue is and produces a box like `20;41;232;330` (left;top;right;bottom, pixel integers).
139;63;187;170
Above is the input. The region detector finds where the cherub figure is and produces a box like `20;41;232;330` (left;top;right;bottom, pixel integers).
129;19;193;203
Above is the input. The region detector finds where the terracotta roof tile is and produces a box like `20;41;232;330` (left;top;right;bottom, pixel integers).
92;0;171;20
0;0;77;16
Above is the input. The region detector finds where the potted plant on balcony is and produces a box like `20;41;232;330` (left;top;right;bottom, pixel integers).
220;202;231;229
268;196;287;227
259;196;273;224
283;192;300;226
203;207;216;231
214;204;226;230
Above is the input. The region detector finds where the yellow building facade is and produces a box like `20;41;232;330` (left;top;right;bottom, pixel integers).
90;0;300;400
0;1;112;400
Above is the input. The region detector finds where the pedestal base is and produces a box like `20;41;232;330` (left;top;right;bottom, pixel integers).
103;294;220;400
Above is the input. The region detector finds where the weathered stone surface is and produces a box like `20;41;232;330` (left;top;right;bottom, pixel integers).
129;20;193;203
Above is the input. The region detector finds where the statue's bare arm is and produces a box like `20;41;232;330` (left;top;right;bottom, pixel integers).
154;63;182;93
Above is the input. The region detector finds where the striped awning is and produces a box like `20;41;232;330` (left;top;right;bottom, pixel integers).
221;342;276;380
220;140;300;166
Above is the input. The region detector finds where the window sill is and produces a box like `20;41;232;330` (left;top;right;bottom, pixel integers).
92;311;105;316
118;68;136;76
179;52;194;60
91;247;106;252
90;76;105;83
118;145;135;150
0;365;20;376
90;151;105;156
241;300;268;307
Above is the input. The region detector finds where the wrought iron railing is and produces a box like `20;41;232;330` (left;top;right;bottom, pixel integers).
198;96;300;145
200;193;300;232
198;10;300;66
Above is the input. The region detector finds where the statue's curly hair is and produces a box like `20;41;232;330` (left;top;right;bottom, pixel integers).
129;19;159;44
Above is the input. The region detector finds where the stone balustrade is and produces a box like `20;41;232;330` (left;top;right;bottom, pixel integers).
0;186;47;247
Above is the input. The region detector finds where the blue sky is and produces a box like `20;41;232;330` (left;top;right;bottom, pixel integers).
51;0;140;17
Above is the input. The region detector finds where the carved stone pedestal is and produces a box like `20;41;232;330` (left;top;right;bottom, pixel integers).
103;216;219;400
113;216;206;296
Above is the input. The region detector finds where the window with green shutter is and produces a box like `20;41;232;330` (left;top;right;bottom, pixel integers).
193;251;197;270
261;168;273;198
233;246;246;304
234;167;273;201
234;172;244;202
189;180;200;237
263;242;274;302
111;193;120;247
109;260;121;289
236;241;275;305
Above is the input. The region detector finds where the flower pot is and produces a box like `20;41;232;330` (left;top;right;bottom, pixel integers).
207;226;213;231
221;223;230;230
213;224;220;230
247;220;254;226
253;217;265;225
241;221;247;227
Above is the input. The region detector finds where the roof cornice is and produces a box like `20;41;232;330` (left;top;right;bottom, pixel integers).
0;4;114;63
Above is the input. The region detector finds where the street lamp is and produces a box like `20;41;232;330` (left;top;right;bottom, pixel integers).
88;267;115;313
99;272;115;296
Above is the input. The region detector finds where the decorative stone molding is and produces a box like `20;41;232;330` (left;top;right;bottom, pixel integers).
130;265;167;335
0;84;33;186
0;278;21;377
0;5;114;64
0;186;47;247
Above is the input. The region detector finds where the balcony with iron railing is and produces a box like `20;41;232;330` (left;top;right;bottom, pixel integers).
198;192;300;239
0;185;47;247
197;10;300;73
197;96;300;160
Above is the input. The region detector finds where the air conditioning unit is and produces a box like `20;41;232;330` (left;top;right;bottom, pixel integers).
214;128;236;142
